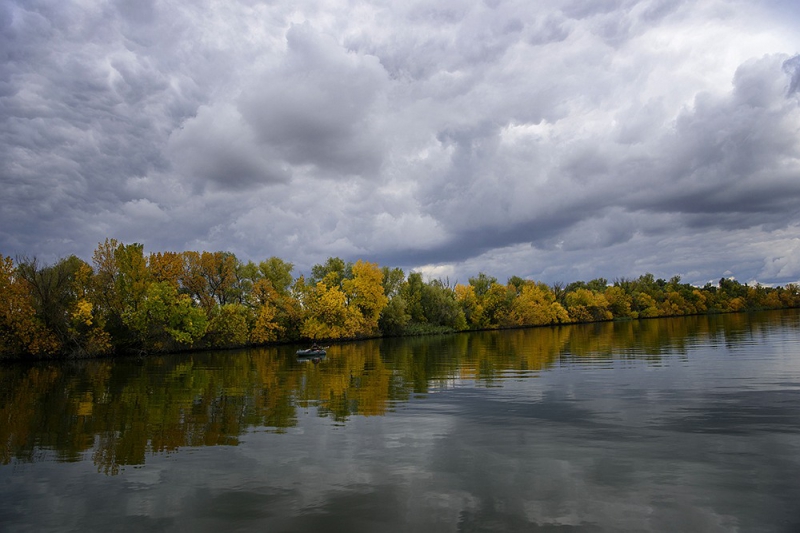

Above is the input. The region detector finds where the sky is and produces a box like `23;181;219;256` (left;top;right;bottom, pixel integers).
2;0;800;287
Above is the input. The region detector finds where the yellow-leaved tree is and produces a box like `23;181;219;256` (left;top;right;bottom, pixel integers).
249;279;284;344
455;284;485;329
0;255;60;358
510;281;569;326
301;282;360;340
342;260;388;336
565;288;613;323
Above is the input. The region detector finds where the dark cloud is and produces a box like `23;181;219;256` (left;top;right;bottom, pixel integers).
561;0;627;20
784;54;800;95
114;0;157;25
168;104;290;191
640;0;683;22
527;13;572;46
238;23;389;178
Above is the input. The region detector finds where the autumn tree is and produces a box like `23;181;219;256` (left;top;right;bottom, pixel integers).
0;255;60;357
342;260;388;336
605;285;633;318
565;288;613;322
148;251;184;288
301;281;359;340
68;259;112;355
455;283;485;329
301;259;387;339
481;282;514;328
15;255;112;356
248;277;290;344
632;292;660;318
510;281;569;326
181;251;239;312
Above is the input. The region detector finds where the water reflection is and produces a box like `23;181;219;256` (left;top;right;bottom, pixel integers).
0;310;797;475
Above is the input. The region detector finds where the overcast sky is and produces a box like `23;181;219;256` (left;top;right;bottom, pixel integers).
2;0;800;286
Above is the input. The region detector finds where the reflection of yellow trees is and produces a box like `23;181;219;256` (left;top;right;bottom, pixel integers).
561;314;749;360
2;310;799;473
1;351;297;473
456;328;569;384
301;341;393;419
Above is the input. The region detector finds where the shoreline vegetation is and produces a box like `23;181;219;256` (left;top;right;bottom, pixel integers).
2;239;799;361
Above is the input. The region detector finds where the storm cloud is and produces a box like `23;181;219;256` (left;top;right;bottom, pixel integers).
1;0;799;285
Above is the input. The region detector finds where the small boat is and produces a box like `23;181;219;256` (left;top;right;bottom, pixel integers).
296;347;326;357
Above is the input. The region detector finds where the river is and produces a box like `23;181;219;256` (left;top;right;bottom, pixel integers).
2;311;800;532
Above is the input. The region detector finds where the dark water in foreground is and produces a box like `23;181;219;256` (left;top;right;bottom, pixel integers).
2;311;800;532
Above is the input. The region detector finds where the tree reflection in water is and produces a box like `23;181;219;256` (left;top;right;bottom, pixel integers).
0;310;794;474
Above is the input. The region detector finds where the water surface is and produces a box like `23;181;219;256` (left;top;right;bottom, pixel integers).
2;311;800;532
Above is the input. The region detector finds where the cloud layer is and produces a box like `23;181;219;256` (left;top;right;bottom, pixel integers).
2;0;800;285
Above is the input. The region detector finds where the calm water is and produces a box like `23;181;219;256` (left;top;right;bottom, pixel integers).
2;311;800;532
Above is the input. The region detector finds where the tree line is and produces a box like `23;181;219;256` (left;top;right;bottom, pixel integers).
2;239;799;359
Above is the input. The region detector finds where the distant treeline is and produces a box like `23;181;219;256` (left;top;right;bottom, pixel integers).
2;239;799;359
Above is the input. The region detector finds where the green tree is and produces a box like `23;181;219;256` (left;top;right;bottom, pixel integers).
420;279;467;331
381;266;405;298
586;278;609;293
123;282;207;351
259;257;295;296
378;267;409;335
469;272;497;298
378;296;410;336
205;303;249;348
16;255;90;348
401;272;426;324
91;240;151;350
310;257;352;288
